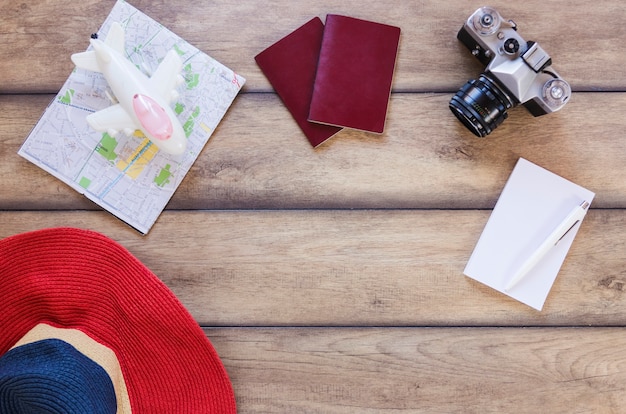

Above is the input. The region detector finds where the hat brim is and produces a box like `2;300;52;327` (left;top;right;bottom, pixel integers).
0;228;236;413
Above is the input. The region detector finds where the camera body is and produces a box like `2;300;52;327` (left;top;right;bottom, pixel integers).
449;7;571;137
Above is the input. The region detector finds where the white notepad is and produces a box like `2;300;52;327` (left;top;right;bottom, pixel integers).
464;158;595;310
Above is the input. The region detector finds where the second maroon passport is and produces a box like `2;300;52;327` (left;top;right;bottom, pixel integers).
308;15;401;134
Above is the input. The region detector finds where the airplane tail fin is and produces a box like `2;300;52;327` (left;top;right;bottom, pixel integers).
104;22;125;54
70;22;126;73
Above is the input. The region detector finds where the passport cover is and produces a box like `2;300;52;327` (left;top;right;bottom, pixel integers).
308;15;401;134
255;18;342;147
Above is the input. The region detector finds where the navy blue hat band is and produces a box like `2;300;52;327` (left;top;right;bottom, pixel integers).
0;339;117;414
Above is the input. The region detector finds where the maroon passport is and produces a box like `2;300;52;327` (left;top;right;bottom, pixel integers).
255;18;342;147
308;15;401;134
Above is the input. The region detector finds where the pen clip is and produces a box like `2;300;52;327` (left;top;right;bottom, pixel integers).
555;219;580;246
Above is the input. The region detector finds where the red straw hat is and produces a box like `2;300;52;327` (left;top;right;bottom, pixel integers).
0;227;236;413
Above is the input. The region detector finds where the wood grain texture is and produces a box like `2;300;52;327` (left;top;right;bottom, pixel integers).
2;92;626;210
209;327;626;413
2;0;626;412
1;210;624;327
1;0;625;93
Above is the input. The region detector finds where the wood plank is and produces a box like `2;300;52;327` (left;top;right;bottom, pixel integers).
4;2;626;413
1;209;624;326
2;92;625;210
1;0;624;93
208;327;626;413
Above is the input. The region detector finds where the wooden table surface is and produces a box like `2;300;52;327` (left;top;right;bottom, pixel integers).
2;0;626;412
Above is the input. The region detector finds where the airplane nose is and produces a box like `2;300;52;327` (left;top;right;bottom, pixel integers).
133;94;174;141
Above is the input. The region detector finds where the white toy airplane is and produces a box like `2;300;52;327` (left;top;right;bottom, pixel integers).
71;22;187;155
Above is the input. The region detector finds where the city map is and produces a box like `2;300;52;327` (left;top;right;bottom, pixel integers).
19;0;245;234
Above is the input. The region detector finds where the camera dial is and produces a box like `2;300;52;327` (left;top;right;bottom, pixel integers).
471;7;501;35
543;79;571;108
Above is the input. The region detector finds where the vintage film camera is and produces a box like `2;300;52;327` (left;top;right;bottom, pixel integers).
449;7;571;137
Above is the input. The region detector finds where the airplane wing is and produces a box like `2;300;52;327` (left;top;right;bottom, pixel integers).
149;49;184;103
86;104;137;134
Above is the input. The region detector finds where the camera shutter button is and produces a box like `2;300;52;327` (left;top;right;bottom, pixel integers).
504;38;520;54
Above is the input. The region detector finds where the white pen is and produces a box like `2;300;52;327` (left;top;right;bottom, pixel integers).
505;200;590;292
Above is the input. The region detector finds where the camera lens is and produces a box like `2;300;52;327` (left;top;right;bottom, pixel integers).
449;75;514;137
